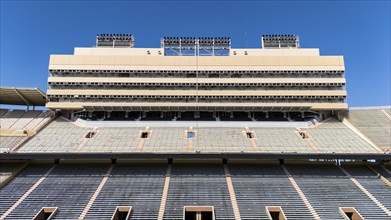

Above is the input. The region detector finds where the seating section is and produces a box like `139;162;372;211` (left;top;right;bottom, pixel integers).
0;109;8;118
143;128;188;152
24;111;54;130
0;110;26;129
252;128;313;152
0;110;53;131
0;164;52;216
0;162;25;185
0;136;26;151
164;163;235;219
85;163;167;219
5;163;110;220
229;163;313;219
342;164;391;211
371;165;391;182
2;163;391;219
81;127;141;152
303;119;378;153
18;118;89;152
193;128;254;152
287;164;390;219
9;116;387;154
347;109;391;150
9;110;42;130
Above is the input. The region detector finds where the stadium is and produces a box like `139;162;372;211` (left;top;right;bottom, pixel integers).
0;34;390;220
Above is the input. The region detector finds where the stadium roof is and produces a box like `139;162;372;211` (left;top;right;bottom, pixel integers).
0;87;47;106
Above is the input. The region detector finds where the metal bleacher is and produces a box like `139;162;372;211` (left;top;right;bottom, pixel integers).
5;163;110;219
229;163;314;220
0;136;26;151
287;163;391;219
164;163;235;219
81;127;141;152
18;118;89;152
9;110;42;130
347;108;391;150
85;163;167;219
143;128;188;152
0;110;26;129
0;164;52;216
342;164;391;212
193;128;254;152
303;118;379;153
252;128;313;153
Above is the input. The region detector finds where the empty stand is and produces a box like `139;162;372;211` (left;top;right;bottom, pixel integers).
342;165;391;212
303;118;378;153
252;128;313;153
9;110;42;130
0;164;52;216
0;136;26;151
348;109;391;150
229;163;314;220
143;127;188;152
84;163;166;219
18;118;90;152
5;163;110;219
193;128;254;152
81;127;141;152
0;109;8;118
0;110;26;129
164;163;235;219
287;163;391;219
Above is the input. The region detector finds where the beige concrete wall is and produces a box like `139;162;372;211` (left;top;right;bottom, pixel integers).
45;101;348;111
47;89;347;96
49;55;344;68
48;77;346;84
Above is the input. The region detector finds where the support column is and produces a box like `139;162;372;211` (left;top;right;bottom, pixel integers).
283;111;287;118
301;111;305;119
247;112;251;118
142;112;146;118
230;112;234;118
125;111;129;118
177;112;181;118
265;111;269;119
107;111;111;118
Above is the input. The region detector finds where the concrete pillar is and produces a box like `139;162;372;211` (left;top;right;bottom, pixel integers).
301;111;305;119
142;112;147;118
213;111;216;118
230;112;234;118
125;111;129;118
107;111;111;118
160;112;164;118
177;112;181;118
248;112;251;118
265;111;269;118
283;111;287;118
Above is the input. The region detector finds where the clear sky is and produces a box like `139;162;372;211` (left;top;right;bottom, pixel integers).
1;0;390;107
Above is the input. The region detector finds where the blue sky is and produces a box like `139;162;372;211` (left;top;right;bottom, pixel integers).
1;0;390;107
